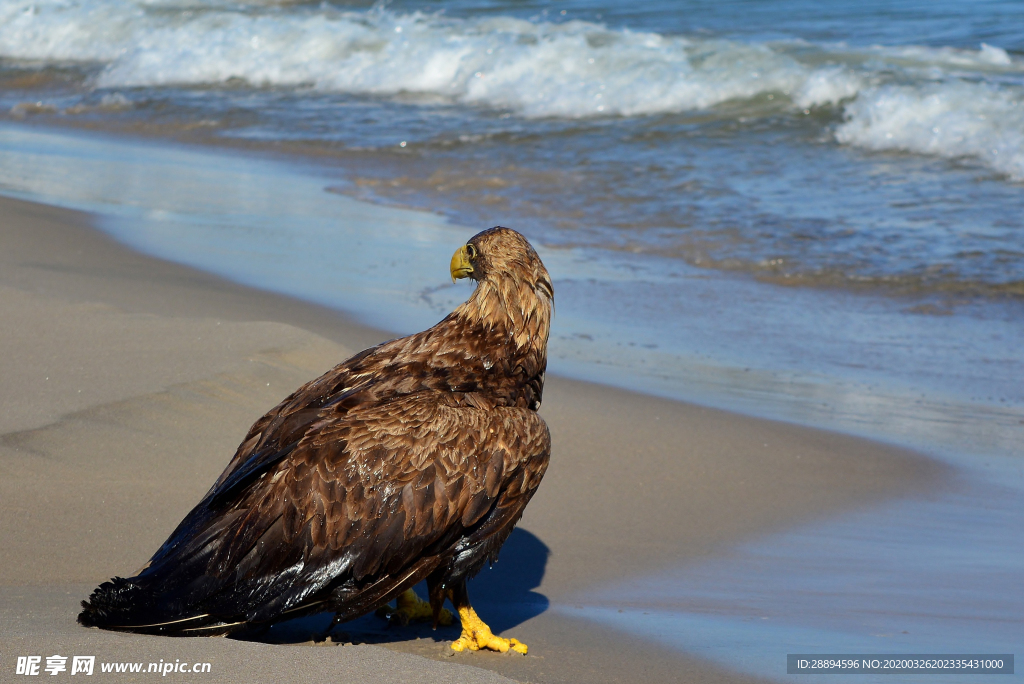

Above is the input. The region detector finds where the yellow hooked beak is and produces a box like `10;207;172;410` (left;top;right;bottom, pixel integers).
450;245;474;283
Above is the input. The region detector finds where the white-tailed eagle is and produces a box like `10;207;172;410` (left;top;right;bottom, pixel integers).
79;226;553;654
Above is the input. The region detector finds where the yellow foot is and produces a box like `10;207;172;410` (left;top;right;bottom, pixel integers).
376;589;453;627
450;606;527;655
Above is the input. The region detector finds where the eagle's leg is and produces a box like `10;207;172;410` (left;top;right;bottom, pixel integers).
447;580;528;655
317;612;345;642
376;589;453;627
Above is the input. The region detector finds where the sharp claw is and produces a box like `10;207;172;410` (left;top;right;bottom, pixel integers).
450;628;528;655
450;602;528;655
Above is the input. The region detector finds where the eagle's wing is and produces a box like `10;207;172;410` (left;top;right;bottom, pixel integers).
125;390;549;631
205;321;484;502
206;345;383;498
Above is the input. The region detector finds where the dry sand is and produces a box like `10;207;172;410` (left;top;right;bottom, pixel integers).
0;195;944;683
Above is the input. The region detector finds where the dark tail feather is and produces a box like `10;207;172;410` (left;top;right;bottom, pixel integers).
78;506;252;636
78;506;356;636
78;575;241;636
79;576;148;629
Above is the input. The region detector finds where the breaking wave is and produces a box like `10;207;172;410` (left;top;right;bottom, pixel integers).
1;0;1022;178
0;2;867;113
836;81;1024;180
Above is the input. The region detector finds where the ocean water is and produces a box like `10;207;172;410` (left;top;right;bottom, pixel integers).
1;0;1022;679
565;452;1024;683
2;0;1023;296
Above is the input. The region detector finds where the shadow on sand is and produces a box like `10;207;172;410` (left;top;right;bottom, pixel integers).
246;527;550;646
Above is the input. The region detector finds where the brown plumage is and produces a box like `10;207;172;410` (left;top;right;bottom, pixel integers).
79;227;553;650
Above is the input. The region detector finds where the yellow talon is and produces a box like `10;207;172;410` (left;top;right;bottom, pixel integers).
376;589;453;626
451;605;528;655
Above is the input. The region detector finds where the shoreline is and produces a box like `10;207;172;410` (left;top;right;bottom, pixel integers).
0;193;946;683
2;119;1020;470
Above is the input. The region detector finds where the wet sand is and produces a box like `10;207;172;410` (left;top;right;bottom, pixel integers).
0;195;945;683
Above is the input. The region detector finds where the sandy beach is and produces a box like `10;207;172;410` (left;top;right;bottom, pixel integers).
0;194;947;683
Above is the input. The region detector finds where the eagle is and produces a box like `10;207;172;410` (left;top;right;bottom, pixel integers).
79;226;553;655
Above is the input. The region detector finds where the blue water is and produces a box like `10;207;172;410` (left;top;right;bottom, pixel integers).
2;0;1024;294
565;456;1024;682
1;0;1022;679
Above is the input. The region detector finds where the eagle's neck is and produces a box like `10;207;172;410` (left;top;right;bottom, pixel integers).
452;275;552;408
459;278;551;352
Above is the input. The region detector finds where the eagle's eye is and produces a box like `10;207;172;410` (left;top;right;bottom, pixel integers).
466;244;478;259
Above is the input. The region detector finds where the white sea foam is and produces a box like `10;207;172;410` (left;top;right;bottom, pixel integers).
0;1;869;116
1;1;1022;178
856;42;1018;71
794;66;864;109
979;43;1013;67
836;81;1024;180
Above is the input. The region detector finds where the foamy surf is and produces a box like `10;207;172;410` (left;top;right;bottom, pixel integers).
0;3;865;113
1;0;1021;178
837;81;1024;180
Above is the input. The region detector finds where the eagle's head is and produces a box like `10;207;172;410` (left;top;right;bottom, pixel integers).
450;226;553;352
451;227;553;299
